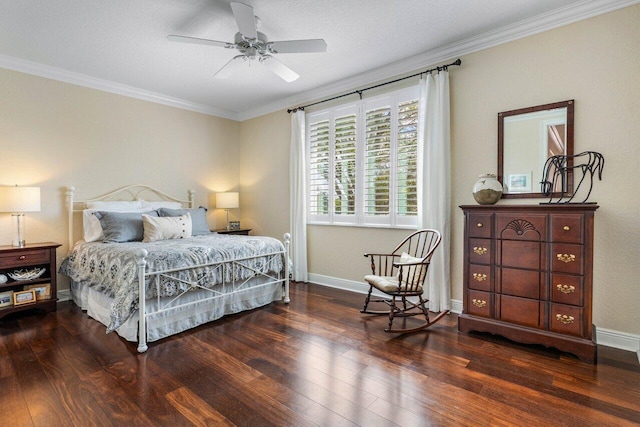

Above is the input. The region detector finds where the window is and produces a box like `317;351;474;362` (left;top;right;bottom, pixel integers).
307;87;419;227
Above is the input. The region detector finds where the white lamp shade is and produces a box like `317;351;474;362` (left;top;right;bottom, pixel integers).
0;186;41;212
216;192;239;209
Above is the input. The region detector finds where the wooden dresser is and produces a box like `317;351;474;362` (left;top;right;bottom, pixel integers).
458;204;598;363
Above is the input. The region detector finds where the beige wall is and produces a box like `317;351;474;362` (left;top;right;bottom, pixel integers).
237;110;291;239
0;68;240;289
240;5;640;336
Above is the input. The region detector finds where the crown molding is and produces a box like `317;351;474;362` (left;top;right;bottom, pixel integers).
237;0;640;121
1;0;637;122
0;53;238;120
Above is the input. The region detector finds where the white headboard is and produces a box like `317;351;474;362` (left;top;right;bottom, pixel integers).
66;184;195;249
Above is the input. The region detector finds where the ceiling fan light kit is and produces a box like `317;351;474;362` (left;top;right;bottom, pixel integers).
168;2;327;82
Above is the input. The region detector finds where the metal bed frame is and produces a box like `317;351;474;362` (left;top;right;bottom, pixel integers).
65;185;290;352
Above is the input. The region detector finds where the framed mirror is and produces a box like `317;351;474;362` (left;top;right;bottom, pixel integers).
498;100;574;198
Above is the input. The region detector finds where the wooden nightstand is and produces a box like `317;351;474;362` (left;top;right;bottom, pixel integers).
214;228;252;236
0;242;61;320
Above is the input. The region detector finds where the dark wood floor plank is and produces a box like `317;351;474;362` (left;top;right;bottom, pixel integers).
223;322;384;411
101;356;193;425
340;347;546;426
33;347;114;426
83;369;157;426
1;319;75;427
148;333;317;427
0;375;34;426
246;353;404;426
0;330;13;380
1;282;639;426
165;386;235;426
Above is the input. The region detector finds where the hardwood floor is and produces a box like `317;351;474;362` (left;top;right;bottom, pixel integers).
1;282;639;426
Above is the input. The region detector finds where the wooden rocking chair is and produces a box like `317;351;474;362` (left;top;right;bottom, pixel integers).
361;229;449;333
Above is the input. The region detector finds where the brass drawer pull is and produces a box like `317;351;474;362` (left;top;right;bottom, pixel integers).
555;314;575;324
472;299;487;308
19;255;27;260
557;253;576;263
563;225;571;231
473;247;488;255
556;284;575;294
477;223;483;228
472;273;487;282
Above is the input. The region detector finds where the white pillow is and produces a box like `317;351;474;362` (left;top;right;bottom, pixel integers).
140;200;183;210
142;213;192;243
397;252;426;285
82;206;150;242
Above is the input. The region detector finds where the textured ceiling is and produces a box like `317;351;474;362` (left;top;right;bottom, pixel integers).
0;0;635;120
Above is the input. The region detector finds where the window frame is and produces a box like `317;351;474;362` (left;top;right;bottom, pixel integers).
306;86;419;228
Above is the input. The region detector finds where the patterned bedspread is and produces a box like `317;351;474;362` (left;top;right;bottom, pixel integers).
59;234;285;332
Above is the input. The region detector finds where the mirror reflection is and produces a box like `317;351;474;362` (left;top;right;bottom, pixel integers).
498;100;574;198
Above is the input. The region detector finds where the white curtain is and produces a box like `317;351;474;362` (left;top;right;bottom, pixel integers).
417;71;451;312
289;110;308;282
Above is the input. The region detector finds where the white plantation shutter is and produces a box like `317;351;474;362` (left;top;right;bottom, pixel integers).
334;114;357;216
306;86;418;228
364;105;391;218
308;118;330;219
396;99;419;224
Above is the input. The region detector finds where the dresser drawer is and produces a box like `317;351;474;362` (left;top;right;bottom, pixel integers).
551;274;583;306
468;213;492;238
496;213;546;241
469;238;491;265
0;249;50;268
498;295;542;328
468;264;491;291
467;290;491;318
499;267;542;299
550;303;584;337
552;243;583;274
551;214;583;244
499;240;545;270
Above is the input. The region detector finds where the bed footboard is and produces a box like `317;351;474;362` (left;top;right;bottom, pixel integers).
136;233;291;353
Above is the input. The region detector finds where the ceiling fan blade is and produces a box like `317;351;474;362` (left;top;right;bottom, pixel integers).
269;39;327;54
214;55;247;79
230;2;257;40
261;56;299;82
167;35;234;49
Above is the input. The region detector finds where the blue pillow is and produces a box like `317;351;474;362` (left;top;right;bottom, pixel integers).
95;211;158;243
157;207;210;235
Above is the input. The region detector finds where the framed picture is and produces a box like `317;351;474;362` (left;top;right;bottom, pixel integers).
229;221;240;230
24;283;51;301
13;289;36;306
0;290;13;308
508;173;532;193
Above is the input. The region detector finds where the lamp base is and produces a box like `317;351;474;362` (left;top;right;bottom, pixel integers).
225;209;231;230
11;213;26;247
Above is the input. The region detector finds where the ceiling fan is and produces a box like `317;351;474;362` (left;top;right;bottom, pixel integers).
168;2;327;82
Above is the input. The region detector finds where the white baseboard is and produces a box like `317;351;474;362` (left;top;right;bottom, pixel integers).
595;327;640;361
307;273;639;361
308;273;463;313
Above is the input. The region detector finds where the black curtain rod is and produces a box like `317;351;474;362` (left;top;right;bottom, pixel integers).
287;58;461;113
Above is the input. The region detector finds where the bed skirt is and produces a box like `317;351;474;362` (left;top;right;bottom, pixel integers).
70;278;283;342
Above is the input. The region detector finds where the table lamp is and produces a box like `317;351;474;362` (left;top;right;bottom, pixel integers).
0;186;41;247
215;192;239;230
